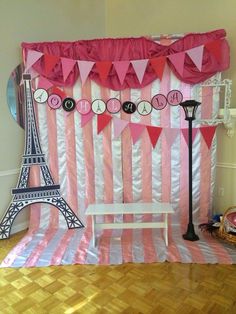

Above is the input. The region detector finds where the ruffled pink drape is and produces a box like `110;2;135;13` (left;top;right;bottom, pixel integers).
22;29;229;90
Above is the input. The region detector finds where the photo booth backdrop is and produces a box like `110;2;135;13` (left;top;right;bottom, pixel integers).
2;30;236;267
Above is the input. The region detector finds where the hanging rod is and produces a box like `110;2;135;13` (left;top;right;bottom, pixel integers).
151;33;184;41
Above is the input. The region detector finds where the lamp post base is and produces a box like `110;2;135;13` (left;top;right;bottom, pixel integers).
183;223;199;241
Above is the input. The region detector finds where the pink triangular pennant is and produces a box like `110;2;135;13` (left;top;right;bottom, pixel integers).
81;111;94;127
113;117;129;138
113;61;130;85
61;57;77;82
131;59;149;84
44;54;60;76
150;56;167;80
37;76;53;90
163;128;179;147
77;60;95;86
25;50;43;71
129;123;145;144
181;128;198;146
96;61;112;82
168;52;185;76
186;45;204;71
200;126;217;149
146;125;162;148
97;114;113;134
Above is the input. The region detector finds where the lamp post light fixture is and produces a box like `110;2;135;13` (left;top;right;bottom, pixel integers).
180;100;201;241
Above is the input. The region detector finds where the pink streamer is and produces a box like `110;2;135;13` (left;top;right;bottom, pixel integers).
0;228;38;267
73;80;94;264
74;217;92;264
98;87;114;265
120;89;133;263
201;233;233;263
51;230;75;265
199;87;213;223
47;106;59;228
25;229;57;267
141;84;156;263
50;86;79;265
160;38;182;261
25;100;60;267
64;87;79;215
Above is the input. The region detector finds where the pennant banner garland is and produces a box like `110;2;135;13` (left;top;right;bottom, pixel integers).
113;117;129;138
25;50;43;71
129;122;145;144
146;126;162;148
37;76;53;90
44;54;60;77
92;113;217;149
131;59;149;84
25;39;223;85
186;46;204;72
150;56;166;80
163;128;179;146
81;111;94;128
181;128;198;146
77;60;95;86
61;57;77;82
168;52;185;76
199;126;217;149
97;113;112;134
113;61;130;85
96;61;113;83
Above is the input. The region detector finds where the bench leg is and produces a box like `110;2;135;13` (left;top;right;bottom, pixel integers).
91;215;96;246
164;213;168;246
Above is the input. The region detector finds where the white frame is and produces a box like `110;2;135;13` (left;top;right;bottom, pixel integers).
196;75;233;136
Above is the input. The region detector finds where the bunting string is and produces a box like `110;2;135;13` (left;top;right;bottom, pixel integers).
25;39;223;86
81;112;217;150
33;81;224;114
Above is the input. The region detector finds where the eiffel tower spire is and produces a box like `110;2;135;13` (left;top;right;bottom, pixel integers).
0;74;84;239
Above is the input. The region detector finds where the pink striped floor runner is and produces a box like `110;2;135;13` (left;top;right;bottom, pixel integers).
1;221;236;268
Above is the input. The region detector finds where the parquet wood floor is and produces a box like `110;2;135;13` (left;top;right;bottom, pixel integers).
0;231;236;314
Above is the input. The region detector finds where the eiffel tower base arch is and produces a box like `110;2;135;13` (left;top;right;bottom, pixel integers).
0;196;84;240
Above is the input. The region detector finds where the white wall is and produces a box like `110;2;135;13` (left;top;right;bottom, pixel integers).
106;0;236;107
0;0;106;232
106;0;236;215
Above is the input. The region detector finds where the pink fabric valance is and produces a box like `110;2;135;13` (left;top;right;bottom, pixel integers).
22;29;230;90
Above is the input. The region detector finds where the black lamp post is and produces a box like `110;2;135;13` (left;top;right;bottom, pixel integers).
180;100;200;241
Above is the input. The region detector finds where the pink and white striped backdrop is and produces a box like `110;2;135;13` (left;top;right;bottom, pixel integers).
2;65;236;267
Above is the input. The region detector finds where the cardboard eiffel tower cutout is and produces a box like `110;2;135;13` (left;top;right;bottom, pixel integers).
0;74;84;239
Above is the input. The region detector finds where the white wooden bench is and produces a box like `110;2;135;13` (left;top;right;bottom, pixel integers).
85;202;174;246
